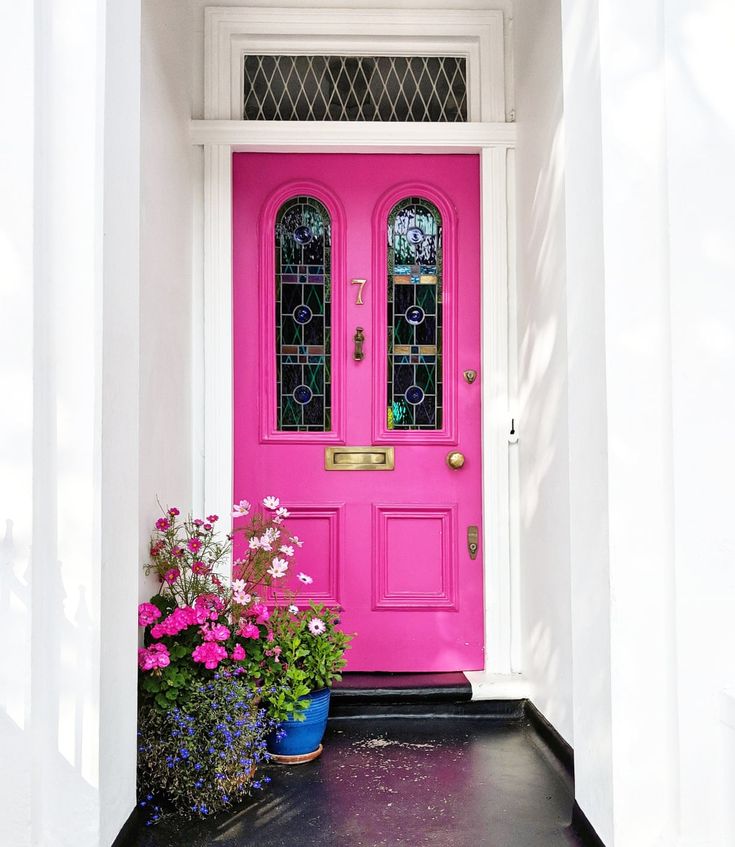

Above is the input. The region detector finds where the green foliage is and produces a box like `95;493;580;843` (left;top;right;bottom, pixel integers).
245;603;353;724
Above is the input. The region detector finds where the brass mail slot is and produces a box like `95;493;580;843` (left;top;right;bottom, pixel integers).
325;446;395;471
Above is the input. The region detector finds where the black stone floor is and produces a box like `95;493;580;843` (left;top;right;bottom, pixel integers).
130;716;589;847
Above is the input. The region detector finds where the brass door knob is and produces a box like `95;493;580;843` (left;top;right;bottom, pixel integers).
446;451;465;470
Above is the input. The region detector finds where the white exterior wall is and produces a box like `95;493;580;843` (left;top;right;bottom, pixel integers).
513;0;574;745
0;1;141;845
140;0;196;597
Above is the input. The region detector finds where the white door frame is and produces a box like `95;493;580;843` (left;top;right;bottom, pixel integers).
192;5;518;674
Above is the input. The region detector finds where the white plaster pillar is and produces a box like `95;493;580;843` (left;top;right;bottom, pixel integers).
0;1;141;844
561;0;679;843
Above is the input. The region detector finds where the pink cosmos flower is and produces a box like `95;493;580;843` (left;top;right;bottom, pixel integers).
308;618;327;636
232;500;251;518
187;537;203;554
201;623;231;642
192;641;228;670
203;523;213;531
138;643;170;671
168;507;180;516
290;535;304;548
171;546;183;558
231;643;246;661
207;514;219;523
138;602;162;627
239;622;260;640
163;567;180;585
276;507;290;520
297;572;313;585
192;560;210;576
262;496;280;510
155;517;170;532
193;518;205;527
279;545;295;557
267;558;288;579
150;540;165;556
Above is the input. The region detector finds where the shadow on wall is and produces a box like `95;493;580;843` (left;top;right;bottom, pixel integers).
0;515;101;843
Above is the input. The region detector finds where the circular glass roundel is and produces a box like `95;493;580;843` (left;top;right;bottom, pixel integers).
406;226;425;244
405;306;425;326
293;385;313;405
405;385;425;405
293;304;312;325
293;225;314;245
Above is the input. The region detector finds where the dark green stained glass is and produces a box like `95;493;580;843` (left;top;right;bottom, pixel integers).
387;198;443;431
275;197;331;431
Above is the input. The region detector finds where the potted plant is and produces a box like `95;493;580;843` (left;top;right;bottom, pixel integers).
260;602;353;763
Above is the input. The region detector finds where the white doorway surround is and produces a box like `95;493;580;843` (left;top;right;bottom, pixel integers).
191;5;522;683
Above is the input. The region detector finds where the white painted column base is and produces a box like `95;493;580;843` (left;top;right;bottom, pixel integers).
464;671;530;701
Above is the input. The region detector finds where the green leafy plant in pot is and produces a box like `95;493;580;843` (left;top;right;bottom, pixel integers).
255;601;354;763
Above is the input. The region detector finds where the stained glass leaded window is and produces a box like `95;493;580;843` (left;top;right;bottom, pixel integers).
387;198;443;430
275;197;332;431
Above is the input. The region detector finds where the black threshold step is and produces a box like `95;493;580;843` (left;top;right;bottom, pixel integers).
330;672;524;719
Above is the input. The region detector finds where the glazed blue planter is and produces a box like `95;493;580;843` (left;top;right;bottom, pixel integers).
267;688;331;758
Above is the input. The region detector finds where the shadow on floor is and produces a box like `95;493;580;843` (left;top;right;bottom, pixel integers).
131;717;588;847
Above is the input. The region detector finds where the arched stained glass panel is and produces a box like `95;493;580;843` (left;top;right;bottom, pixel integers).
275;196;332;431
387;198;443;431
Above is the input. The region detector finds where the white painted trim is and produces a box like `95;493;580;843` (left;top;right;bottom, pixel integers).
464;671;530;701
203;145;233;528
481;146;512;674
191;120;516;150
204;6;506;121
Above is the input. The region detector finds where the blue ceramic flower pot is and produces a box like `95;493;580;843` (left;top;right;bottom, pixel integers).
267;688;331;758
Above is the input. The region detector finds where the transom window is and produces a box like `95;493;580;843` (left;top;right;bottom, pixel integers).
244;55;467;122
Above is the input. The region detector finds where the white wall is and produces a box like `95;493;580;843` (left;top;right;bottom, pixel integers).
0;1;141;845
513;0;574;745
665;2;735;844
140;0;196;599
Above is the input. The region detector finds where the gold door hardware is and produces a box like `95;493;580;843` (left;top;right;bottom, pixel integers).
467;525;479;560
463;369;477;384
353;326;365;361
351;278;367;305
446;451;465;470
325;446;395;471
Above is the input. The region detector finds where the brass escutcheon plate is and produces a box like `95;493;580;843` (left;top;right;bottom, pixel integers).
325;446;395;471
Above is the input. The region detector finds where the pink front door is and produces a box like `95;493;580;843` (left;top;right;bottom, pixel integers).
233;153;483;671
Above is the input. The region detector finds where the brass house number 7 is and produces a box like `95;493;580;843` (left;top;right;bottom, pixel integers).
351;278;367;305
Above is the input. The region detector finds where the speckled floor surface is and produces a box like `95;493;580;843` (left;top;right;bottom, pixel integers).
130;717;588;847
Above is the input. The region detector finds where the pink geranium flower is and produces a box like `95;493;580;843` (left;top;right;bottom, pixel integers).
138;602;162;627
201;623;231;642
252;603;270;624
155;517;170;532
239;622;260;640
192;641;227;670
163;567;180;585
138;643;170;671
231;644;246;661
187;537;203;554
194;593;224;621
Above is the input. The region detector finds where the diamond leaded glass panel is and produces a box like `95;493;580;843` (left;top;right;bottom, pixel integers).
275;197;331;431
387;198;443;431
244;56;467;122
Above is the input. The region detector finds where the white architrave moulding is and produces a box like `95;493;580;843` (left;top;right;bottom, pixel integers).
205;6;506;122
198;5;518;676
